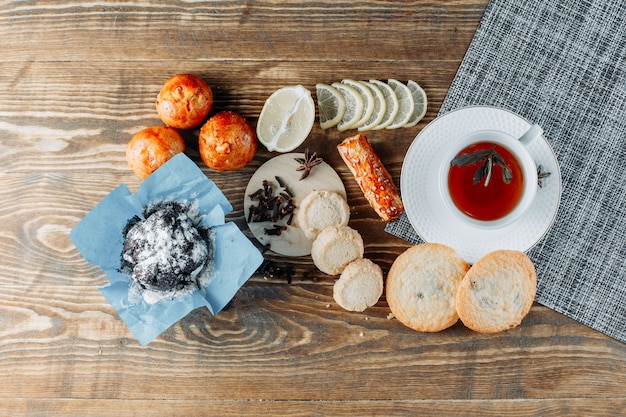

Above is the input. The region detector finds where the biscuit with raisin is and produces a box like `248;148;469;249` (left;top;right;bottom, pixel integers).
386;243;470;332
456;250;536;333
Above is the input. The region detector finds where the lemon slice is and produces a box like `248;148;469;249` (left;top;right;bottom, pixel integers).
368;79;399;130
386;79;414;129
316;83;346;129
341;79;374;128
332;82;364;132
358;81;387;132
403;80;428;127
257;85;315;152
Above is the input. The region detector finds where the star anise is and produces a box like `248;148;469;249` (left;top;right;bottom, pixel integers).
537;165;551;188
294;148;323;180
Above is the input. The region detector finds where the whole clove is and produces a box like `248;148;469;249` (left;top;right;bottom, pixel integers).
275;176;286;188
264;225;287;236
282;187;294;198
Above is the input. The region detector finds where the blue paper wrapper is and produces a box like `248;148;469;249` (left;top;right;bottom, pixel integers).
70;153;263;345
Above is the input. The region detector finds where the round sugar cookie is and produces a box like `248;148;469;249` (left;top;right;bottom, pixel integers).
386;243;470;332
456;250;536;333
297;190;350;239
333;258;383;312
311;225;364;275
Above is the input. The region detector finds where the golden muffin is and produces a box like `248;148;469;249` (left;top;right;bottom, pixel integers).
198;111;258;172
126;126;185;179
156;73;213;129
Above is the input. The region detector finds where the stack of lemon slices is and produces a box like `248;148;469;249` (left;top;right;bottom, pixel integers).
316;79;427;132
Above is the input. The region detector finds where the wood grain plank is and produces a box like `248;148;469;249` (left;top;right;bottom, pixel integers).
0;283;624;401
0;1;486;62
2;398;626;417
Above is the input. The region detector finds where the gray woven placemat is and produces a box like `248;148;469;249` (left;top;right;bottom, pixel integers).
386;0;626;343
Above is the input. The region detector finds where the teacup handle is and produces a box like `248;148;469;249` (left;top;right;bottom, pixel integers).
518;124;543;145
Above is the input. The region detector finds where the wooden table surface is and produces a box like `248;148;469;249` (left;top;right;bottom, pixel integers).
1;1;625;416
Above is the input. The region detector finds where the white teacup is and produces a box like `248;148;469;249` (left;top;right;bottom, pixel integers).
439;124;542;229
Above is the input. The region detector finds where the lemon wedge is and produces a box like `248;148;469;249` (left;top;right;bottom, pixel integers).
257;85;315;152
341;79;375;129
386;79;414;129
358;81;387;132
368;79;399;130
316;83;346;129
332;82;365;132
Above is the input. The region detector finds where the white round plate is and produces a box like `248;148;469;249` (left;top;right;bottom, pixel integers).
244;153;346;256
401;105;561;264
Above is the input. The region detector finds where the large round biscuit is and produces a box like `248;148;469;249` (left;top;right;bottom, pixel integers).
456;250;536;333
386;243;470;332
297;190;350;239
311;225;364;275
333;258;383;312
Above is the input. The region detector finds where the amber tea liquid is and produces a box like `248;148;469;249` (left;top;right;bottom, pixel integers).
447;142;524;221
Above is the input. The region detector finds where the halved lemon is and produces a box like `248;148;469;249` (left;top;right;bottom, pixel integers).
316;83;346;129
403;80;428;127
256;85;315;152
341;79;374;128
332;82;364;132
368;79;399;130
386;79;414;129
358;81;387;131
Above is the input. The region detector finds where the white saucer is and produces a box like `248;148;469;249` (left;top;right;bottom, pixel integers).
244;153;346;257
401;105;561;263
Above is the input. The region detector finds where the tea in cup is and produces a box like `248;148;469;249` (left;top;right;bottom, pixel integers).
440;125;542;228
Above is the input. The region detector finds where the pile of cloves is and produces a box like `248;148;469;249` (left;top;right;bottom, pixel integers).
248;176;296;236
256;260;294;284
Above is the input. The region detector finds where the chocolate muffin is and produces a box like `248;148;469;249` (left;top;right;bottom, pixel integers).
121;201;213;295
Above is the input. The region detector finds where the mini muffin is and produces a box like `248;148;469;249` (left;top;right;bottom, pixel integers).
311;225;364;275
333;258;383;312
156;74;213;129
199;111;258;172
296;190;350;239
126;126;185;179
456;250;536;333
386;243;470;332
